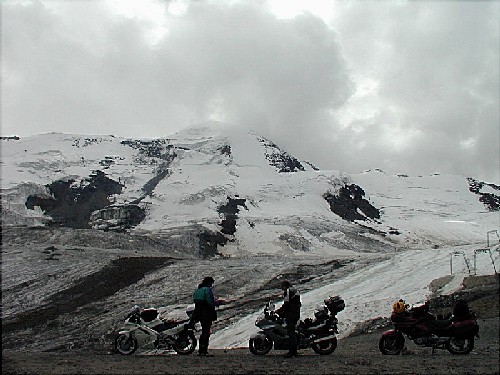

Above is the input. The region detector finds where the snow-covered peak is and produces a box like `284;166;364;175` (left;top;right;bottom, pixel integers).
1;126;498;257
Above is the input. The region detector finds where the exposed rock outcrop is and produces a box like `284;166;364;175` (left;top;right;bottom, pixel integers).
195;197;249;258
218;196;248;235
467;177;500;211
90;204;145;231
257;136;305;172
26;171;123;229
324;184;381;222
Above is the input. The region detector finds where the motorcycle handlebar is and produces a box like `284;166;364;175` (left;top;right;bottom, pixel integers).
266;312;284;324
126;312;139;319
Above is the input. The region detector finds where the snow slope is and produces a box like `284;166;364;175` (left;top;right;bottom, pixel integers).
211;243;499;348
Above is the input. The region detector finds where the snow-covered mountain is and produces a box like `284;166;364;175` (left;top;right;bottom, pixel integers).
2;123;498;254
1;123;499;352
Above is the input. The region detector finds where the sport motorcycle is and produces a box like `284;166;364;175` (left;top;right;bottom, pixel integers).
249;296;345;355
115;305;198;355
379;299;479;355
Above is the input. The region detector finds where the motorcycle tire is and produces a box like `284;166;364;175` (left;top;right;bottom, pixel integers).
379;334;405;355
115;333;138;355
311;337;338;355
446;337;474;355
249;337;272;355
173;332;197;355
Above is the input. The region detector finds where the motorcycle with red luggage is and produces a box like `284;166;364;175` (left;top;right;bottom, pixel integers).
379;299;479;355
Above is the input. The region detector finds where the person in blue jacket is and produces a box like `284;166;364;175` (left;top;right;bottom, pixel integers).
192;276;226;356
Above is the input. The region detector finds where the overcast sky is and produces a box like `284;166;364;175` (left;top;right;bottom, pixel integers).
2;1;499;183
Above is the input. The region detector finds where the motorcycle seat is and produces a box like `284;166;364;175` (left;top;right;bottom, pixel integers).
153;321;178;332
303;323;328;333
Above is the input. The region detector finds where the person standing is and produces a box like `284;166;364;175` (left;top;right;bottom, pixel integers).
192;276;225;356
276;279;301;358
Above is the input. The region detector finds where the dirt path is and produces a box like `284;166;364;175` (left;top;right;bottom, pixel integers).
3;317;498;375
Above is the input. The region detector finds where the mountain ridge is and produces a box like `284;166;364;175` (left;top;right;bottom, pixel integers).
1;125;498;257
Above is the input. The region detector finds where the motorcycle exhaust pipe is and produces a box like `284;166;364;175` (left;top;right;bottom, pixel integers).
312;335;336;344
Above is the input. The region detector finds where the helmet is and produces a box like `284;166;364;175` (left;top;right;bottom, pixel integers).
280;279;291;288
202;276;215;286
393;300;406;314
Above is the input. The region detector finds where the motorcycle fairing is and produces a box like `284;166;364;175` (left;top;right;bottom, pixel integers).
259;328;289;349
253;329;289;350
381;329;399;337
250;332;267;340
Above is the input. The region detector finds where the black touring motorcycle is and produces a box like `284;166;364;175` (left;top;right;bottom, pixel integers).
249;296;345;355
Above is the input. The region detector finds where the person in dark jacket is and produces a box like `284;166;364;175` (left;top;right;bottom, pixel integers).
276;279;301;358
192;276;225;356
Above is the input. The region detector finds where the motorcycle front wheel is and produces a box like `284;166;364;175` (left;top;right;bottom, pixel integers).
379;334;405;355
249;337;272;355
173;332;197;355
311;337;338;355
446;337;474;355
115;333;138;355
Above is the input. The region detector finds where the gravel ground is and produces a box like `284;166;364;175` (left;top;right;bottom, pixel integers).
3;315;498;375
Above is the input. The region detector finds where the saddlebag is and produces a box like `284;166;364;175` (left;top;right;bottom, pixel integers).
451;319;479;338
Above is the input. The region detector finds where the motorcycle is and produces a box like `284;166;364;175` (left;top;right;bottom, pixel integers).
115;305;198;355
249;295;345;356
379;299;480;355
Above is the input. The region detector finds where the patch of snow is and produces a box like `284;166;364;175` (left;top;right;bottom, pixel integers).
211;244;499;349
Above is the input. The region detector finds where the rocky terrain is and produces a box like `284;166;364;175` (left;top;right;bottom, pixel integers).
0;225;371;353
3;274;498;375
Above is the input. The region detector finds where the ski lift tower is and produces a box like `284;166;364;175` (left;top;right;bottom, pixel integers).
450;251;471;275
472;230;500;275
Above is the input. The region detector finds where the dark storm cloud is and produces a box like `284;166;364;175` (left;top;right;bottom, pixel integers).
1;1;498;183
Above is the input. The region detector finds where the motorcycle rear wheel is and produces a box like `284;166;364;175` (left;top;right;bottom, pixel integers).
173;332;197;355
311;337;337;355
249;337;272;355
446;337;474;355
379;334;404;355
115;334;138;355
